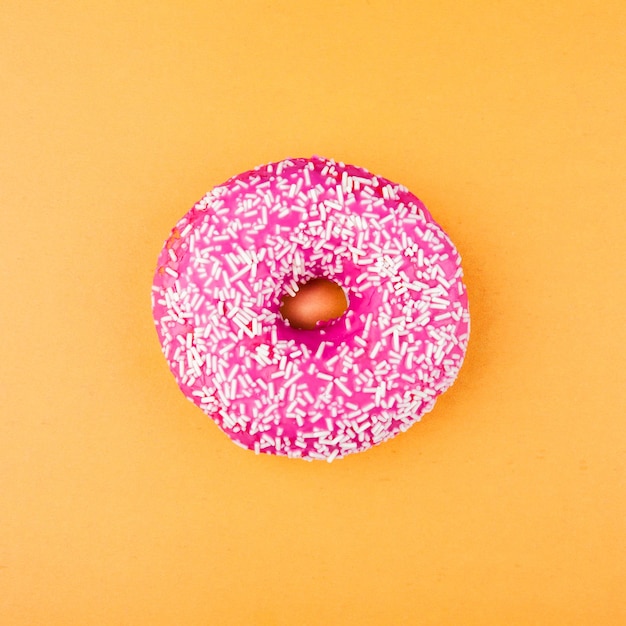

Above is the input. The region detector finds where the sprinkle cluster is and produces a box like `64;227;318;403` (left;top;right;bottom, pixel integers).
152;157;470;461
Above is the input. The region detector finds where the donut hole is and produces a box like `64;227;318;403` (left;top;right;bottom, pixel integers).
280;278;348;330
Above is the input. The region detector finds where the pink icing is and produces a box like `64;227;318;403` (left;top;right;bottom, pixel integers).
151;156;470;461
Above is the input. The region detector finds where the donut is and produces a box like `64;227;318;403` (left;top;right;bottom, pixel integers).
152;156;470;461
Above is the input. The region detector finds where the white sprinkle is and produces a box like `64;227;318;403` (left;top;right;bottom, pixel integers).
284;370;303;387
392;331;401;353
369;341;382;359
334;378;352;396
416;313;431;326
354;335;368;348
326;449;340;462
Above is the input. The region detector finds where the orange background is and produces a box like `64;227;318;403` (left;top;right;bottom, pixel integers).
2;1;625;624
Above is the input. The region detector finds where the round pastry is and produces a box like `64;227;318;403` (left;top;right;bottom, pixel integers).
152;156;469;461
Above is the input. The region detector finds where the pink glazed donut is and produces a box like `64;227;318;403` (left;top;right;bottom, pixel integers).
152;157;470;461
